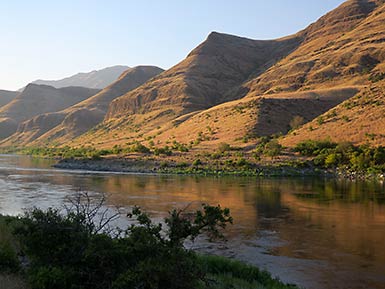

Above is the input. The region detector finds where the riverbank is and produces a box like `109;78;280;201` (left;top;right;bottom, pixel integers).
54;155;385;180
53;155;330;177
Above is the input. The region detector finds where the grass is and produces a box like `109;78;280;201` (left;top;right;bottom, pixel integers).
198;255;298;289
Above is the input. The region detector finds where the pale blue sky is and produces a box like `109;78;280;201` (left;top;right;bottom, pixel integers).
0;0;345;90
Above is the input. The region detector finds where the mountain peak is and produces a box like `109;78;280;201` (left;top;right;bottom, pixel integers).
31;65;130;89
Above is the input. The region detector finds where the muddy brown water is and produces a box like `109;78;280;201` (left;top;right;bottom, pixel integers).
0;155;384;289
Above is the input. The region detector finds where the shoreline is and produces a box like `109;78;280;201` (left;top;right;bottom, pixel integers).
54;156;332;178
53;157;385;180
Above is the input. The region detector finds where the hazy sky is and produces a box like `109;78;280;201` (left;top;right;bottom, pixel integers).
0;0;346;90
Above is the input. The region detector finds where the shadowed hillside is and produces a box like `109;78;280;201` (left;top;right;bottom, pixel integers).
240;0;385;97
0;84;99;139
2;66;163;146
0;90;18;108
282;80;385;146
105;32;301;120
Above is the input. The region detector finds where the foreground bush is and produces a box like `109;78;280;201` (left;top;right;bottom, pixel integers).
0;193;297;289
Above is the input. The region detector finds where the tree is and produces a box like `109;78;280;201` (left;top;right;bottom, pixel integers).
290;115;305;130
264;140;283;159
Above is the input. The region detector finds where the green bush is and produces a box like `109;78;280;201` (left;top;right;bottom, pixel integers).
263;140;283;159
6;197;233;289
295;140;385;173
130;142;150;154
154;146;172;156
0;217;20;273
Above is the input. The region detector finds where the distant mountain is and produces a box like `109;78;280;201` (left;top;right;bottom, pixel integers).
3;66;164;146
0;90;18;108
31;65;129;89
0;84;99;139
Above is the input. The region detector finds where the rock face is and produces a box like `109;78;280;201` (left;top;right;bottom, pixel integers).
0;90;18;108
31;65;129;89
0;84;99;139
3;66;164;145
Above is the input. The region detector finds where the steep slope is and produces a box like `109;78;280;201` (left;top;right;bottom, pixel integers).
0;84;99;139
31;65;129;89
151;88;358;148
241;0;385;97
0;90;18;107
20;0;385;149
3;66;164;146
281;80;385;146
70;32;301;147
105;32;301;120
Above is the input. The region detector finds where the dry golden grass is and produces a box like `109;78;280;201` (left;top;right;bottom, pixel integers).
4;1;385;150
282;80;385;146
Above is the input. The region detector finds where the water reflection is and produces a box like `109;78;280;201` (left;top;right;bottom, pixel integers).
0;155;384;289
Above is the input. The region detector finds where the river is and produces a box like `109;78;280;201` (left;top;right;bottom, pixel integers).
0;154;384;289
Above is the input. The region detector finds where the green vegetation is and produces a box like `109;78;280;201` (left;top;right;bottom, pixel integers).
254;137;283;160
289;116;305;130
0;194;296;289
294;140;385;173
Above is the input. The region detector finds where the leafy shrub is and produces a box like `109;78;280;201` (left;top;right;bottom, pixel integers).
263;140;283;159
130;142;150;154
218;143;231;153
6;196;233;289
295;140;385;173
154;146;172;156
193;159;202;166
294;140;337;156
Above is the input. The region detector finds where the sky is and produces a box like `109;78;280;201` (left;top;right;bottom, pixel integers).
0;0;346;91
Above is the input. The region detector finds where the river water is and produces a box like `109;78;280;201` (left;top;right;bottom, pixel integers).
0;154;384;289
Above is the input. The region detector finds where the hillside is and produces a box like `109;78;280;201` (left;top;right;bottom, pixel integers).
31;65;129;89
0;84;99;139
71;32;302;147
4;0;385;150
70;0;385;150
240;0;385;97
2;66;164;146
105;32;301;120
0;90;18;108
282;80;385;146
